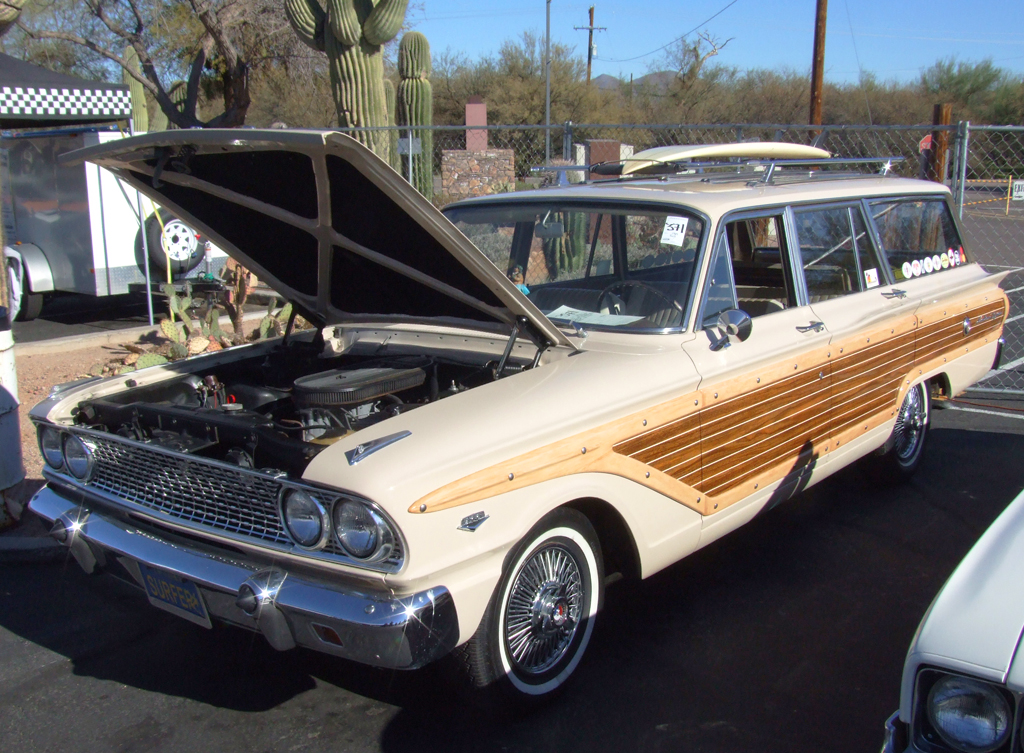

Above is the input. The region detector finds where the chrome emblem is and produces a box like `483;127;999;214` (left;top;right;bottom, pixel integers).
963;316;972;336
345;431;412;466
458;511;489;532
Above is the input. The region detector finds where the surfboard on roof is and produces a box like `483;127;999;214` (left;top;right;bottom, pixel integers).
620;142;832;175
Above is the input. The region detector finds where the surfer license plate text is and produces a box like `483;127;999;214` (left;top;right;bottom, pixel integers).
138;562;212;628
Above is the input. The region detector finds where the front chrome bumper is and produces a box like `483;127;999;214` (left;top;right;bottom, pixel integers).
882;711;909;753
29;485;458;670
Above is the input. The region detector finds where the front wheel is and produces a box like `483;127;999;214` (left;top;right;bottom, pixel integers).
864;382;930;484
452;508;603;706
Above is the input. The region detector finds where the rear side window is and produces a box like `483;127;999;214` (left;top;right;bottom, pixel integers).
794;205;886;301
869;199;967;282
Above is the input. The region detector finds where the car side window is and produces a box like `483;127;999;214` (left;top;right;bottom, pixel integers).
701;213;793;326
795;205;885;301
869;198;967;281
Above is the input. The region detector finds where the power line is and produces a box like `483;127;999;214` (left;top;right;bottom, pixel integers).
598;0;740;63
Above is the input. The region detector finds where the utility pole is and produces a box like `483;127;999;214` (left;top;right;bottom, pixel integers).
574;6;606;84
545;0;551;162
809;0;827;126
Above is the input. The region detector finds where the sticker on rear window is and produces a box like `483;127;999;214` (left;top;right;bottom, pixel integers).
660;217;688;247
864;268;879;288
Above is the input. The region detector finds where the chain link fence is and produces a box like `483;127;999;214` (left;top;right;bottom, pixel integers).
341;122;1024;393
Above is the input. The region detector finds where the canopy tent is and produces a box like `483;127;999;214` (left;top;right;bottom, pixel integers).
0;53;131;129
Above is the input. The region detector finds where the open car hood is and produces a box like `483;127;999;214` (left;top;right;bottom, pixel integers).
65;129;572;348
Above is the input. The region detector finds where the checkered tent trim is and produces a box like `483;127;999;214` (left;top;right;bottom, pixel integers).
0;86;131;119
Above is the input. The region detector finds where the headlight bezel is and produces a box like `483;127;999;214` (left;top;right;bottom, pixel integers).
279;488;331;551
332;498;396;563
38;425;64;470
915;669;1014;753
62;434;96;481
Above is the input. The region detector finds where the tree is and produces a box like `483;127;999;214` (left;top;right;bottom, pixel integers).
13;0;272;127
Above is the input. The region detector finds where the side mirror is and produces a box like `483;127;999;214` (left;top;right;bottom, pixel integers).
705;309;752;351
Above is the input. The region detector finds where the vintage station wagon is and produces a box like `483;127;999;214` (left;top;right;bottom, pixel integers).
29;132;1008;703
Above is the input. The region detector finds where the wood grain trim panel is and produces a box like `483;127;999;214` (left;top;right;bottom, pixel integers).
411;285;1008;518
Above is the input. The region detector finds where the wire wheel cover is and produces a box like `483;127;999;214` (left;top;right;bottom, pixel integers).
504;544;585;675
894;385;926;461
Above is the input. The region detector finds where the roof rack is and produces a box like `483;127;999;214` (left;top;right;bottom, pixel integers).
531;155;905;187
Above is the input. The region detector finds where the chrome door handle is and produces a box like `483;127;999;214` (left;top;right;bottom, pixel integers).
881;288;907;299
796;321;825;333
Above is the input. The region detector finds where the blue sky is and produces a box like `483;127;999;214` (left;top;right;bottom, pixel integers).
409;0;1024;83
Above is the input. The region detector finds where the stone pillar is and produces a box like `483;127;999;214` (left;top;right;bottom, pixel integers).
466;96;487;152
587;139;620;180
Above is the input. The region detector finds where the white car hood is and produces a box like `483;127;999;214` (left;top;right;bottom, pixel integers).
906;488;1024;688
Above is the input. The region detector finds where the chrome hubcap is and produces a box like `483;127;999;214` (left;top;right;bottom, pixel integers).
894;386;927;461
505;544;583;675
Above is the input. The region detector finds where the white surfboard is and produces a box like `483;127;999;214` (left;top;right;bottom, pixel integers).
620;142;832;175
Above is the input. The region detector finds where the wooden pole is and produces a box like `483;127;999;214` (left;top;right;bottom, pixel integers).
587;6;594;84
809;0;828;126
1007;175;1012;216
929;103;953;184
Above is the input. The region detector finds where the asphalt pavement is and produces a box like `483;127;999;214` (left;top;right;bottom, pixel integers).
2;397;1024;752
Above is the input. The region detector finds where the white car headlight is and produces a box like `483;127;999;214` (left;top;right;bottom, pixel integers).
39;425;64;469
62;435;96;480
281;489;329;549
926;675;1011;753
333;499;394;562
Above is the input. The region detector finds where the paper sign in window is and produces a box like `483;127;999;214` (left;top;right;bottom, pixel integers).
660;216;689;247
864;268;879;288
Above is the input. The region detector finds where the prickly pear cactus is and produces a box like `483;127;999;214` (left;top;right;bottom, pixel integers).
284;0;408;157
396;31;433;200
123;46;149;133
160;318;182;343
136;353;169;369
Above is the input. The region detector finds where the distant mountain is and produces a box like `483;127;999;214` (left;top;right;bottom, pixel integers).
592;74;621;91
590;71;676;93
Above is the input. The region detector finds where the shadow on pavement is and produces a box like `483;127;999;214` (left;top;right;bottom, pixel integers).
0;424;1022;752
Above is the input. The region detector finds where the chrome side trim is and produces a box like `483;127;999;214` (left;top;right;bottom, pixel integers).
29;486;458;670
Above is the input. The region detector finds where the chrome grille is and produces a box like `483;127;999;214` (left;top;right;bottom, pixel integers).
68;428;403;570
87;435;288;544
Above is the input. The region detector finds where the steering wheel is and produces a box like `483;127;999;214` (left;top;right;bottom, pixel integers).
598;281;683;323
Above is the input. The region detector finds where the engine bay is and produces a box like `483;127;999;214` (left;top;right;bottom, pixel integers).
71;339;501;477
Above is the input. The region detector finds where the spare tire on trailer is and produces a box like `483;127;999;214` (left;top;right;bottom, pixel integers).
144;212;204;276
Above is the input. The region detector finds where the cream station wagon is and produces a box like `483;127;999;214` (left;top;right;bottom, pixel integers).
28;131;1008;704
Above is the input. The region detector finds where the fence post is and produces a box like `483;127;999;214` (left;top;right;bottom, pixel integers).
956;121;970;218
563;121;573;160
928;103;952;184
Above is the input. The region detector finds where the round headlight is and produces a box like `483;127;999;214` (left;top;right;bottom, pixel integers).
926;675;1011;753
39;426;64;469
62;435;95;480
333;500;393;561
281;489;328;549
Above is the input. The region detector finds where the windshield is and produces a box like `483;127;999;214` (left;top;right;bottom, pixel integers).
444;202;705;331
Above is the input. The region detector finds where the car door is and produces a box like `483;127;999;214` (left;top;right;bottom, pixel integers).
794;202;919;450
682;210;834;515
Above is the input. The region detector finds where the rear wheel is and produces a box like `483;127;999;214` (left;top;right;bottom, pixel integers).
864;382;930;484
452;508;603;707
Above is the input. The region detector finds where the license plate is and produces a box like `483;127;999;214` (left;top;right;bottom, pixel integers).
138;562;212;629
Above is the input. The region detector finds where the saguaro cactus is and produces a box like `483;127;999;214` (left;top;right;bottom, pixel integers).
284;0;408;157
383;78;399;170
396;31;433;199
122;46;149;133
